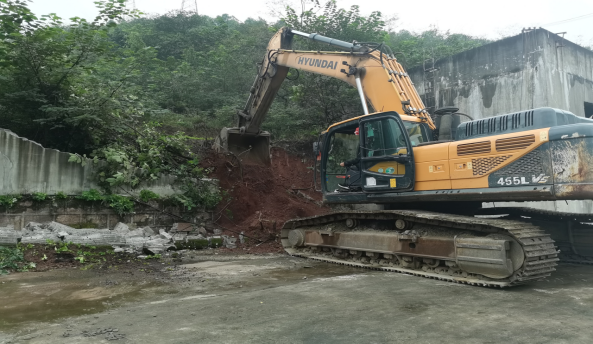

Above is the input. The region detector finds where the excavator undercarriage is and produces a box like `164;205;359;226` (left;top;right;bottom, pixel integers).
281;210;559;287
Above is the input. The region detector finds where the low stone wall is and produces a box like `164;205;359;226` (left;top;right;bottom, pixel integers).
0;199;213;231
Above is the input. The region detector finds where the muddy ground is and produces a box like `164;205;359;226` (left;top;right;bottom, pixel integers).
2;254;593;343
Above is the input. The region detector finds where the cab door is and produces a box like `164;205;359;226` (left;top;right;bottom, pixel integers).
359;112;415;192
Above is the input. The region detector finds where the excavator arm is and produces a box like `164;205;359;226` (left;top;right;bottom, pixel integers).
215;27;435;164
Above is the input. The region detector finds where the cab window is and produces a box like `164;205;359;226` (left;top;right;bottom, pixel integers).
362;118;404;158
404;122;428;146
324;129;359;191
362;117;408;176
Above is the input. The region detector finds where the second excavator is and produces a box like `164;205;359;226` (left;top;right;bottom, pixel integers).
217;27;593;287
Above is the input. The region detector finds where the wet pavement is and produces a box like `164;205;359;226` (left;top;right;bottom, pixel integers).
1;256;593;343
0;269;162;331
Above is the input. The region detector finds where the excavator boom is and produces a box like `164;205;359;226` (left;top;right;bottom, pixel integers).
215;27;433;164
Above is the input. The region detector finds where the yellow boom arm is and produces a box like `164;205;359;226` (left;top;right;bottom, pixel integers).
217;27;434;164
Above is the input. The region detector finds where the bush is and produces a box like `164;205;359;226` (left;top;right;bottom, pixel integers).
104;195;135;216
32;192;47;201
0;246;35;274
77;189;104;202
0;195;20;209
139;189;160;202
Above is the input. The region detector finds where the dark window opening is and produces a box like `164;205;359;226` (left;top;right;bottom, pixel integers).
585;102;593;119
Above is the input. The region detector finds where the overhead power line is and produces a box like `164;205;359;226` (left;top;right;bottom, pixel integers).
541;12;593;27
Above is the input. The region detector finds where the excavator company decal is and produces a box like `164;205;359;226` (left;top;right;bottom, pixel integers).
496;174;550;186
297;57;338;70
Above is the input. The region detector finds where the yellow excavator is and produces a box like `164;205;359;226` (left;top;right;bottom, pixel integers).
216;27;593;287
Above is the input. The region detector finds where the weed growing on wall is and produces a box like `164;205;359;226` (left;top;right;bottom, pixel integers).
139;189;160;202
0;195;20;209
32;192;47;201
75;189;135;216
77;189;104;202
104;195;135;216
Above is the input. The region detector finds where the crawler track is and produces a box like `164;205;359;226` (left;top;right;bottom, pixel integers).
282;210;559;288
478;207;593;265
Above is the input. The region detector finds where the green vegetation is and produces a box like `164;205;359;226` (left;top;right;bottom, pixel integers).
43;240;116;265
56;192;68;200
77;189;134;215
77;189;105;202
0;186;210;216
139;189;160;202
0;246;35;274
0;195;20;209
32;192;47;201
387;29;490;70
104;194;135;216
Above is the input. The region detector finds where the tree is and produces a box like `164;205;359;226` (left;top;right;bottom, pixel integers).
0;0;141;152
386;28;491;69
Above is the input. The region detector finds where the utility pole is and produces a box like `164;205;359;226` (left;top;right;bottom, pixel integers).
181;0;198;13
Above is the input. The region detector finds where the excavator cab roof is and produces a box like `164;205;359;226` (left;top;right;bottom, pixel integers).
323;112;423;134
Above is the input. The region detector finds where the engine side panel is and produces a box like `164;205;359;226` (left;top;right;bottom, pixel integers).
412;128;550;191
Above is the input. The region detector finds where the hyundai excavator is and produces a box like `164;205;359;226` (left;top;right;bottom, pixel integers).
216;27;593;287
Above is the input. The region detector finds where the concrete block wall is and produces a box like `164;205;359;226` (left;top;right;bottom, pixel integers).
0;199;213;231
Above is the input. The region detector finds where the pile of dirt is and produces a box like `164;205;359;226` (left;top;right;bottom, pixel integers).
203;147;330;253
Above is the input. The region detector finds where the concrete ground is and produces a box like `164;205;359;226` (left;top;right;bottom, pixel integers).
1;254;593;344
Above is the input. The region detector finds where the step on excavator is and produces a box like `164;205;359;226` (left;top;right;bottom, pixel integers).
216;27;593;287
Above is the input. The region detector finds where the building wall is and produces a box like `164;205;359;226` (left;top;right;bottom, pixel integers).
408;29;593;213
408;29;593;119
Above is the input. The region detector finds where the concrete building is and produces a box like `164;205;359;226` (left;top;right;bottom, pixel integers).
408;28;593;213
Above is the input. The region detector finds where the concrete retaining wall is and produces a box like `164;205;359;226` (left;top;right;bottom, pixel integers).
0;128;179;196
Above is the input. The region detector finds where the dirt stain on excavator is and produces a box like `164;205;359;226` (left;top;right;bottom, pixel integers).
553;138;593;198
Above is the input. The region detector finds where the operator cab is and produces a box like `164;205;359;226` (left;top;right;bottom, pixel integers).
318;111;430;201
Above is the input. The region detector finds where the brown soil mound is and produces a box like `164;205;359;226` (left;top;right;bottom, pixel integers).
203;147;330;253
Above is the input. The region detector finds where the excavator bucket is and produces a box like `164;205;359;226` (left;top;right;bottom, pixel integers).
214;127;271;165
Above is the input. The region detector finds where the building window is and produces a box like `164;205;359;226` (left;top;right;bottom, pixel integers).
586;102;593;118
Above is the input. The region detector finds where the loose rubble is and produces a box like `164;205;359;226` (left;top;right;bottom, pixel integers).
0;221;234;255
